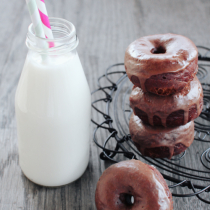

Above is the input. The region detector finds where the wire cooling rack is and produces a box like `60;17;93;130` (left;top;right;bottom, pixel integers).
91;46;210;204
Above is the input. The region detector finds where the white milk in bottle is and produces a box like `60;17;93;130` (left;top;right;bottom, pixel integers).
15;18;91;186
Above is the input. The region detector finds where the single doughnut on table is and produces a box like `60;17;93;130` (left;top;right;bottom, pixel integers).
95;159;173;210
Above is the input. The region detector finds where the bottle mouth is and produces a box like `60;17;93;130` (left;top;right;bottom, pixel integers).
26;17;79;55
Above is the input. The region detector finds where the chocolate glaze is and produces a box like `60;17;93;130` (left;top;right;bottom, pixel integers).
125;33;198;94
130;76;203;127
129;114;194;159
95;159;173;210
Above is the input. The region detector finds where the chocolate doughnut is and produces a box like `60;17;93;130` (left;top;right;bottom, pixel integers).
95;159;173;210
125;34;198;96
129;114;194;159
130;76;203;127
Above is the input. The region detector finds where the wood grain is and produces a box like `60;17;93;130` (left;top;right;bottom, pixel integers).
1;0;210;209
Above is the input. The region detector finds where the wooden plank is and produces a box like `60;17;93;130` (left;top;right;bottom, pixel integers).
1;0;210;209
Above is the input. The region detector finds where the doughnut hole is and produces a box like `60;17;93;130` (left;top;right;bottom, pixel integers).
131;75;140;86
119;193;135;206
174;143;187;156
166;110;184;127
188;104;197;121
151;46;166;54
153;115;162;126
134;108;149;125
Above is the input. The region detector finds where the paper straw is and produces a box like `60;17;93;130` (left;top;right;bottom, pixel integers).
25;0;46;46
25;0;51;63
36;0;54;47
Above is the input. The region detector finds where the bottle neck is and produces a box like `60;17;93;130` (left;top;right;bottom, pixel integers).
26;17;79;56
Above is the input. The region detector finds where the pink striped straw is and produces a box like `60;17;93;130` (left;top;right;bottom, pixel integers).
35;0;54;48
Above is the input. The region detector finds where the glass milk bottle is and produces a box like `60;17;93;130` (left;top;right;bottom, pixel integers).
15;18;91;187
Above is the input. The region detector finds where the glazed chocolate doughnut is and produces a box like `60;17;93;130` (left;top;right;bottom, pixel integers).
130;76;203;127
125;34;198;96
95;159;173;210
129;114;194;159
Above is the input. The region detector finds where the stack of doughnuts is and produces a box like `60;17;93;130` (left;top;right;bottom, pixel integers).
125;34;203;159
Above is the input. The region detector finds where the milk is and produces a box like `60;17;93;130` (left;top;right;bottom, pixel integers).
15;51;91;186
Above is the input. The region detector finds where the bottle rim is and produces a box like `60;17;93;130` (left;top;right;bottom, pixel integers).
26;17;79;55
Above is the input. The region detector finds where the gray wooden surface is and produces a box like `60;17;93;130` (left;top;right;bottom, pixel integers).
1;0;210;209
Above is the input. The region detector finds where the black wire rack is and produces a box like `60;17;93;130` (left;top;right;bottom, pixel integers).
91;46;210;204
